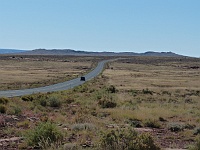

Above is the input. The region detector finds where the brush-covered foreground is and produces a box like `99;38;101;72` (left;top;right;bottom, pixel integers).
0;56;200;150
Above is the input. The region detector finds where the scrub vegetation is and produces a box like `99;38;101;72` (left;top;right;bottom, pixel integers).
0;55;200;149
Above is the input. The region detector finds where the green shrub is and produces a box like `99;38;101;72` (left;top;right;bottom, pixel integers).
0;97;9;104
98;99;117;108
25;121;63;148
40;99;47;107
130;89;138;96
48;96;61;107
136;133;160;150
142;88;153;95
107;85;117;93
168;122;184;132
144;119;161;128
194;128;200;135
184;123;196;130
128;119;143;128
100;128;160;150
196;90;200;96
74;85;88;93
101;130;119;150
21;95;34;101
0;105;6;113
8;105;22;115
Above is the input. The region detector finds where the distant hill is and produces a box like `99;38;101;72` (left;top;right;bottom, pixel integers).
0;49;27;54
17;49;183;57
140;51;183;57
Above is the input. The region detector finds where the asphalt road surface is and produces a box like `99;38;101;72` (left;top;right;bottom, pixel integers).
0;59;112;97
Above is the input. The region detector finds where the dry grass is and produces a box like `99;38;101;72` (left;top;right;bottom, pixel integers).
0;55;94;90
104;61;200;91
103;57;200;125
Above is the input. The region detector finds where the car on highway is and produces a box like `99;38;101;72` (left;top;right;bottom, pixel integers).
80;76;86;81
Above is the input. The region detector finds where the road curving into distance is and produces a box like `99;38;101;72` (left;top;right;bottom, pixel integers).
0;59;115;98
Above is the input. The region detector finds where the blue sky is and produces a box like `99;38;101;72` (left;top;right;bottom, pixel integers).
0;0;199;57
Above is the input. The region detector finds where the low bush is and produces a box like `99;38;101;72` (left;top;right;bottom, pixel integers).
0;105;6;113
40;99;47;107
142;88;153;95
98;99;117;108
128;119;143;128
106;85;117;93
100;128;160;150
0;97;9;104
48;96;61;108
73;85;88;93
184;123;196;130
144;119;161;128
196;90;200;96
130;89;138;96
194;127;200;135
168;122;185;132
8;105;22;115
21;95;34;101
25;121;63;148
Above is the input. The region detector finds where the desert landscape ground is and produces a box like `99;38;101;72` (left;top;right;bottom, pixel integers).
0;55;107;90
0;55;200;150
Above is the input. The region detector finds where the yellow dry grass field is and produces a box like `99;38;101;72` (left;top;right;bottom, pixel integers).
0;56;93;90
104;57;200;92
102;57;200;126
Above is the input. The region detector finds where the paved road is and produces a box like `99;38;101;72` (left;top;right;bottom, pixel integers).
0;59;112;97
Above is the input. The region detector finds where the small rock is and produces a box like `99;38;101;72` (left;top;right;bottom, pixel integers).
63;128;68;131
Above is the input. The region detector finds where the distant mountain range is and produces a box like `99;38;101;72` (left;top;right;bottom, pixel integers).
0;48;184;57
0;49;27;54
